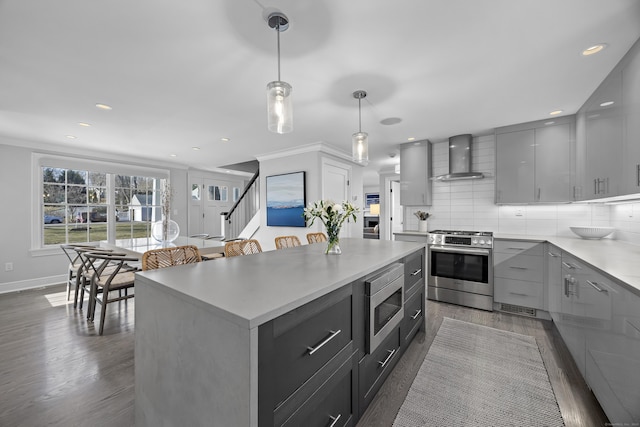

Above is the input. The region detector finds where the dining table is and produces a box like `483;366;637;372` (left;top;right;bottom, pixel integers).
99;236;226;260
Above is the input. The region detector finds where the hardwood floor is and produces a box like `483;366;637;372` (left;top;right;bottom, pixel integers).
357;300;609;427
0;285;608;426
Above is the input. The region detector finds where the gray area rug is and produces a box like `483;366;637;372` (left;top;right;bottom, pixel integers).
393;317;564;426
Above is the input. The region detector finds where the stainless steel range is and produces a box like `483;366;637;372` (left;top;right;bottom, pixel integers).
427;230;493;311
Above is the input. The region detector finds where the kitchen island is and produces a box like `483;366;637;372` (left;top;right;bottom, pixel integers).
134;238;425;427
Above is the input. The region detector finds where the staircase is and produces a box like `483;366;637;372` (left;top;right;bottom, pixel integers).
222;169;260;240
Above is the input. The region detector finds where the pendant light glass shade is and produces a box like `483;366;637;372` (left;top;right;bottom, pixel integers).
266;12;292;134
352;90;369;164
352;131;369;164
267;80;293;134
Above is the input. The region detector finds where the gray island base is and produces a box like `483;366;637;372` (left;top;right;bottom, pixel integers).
135;238;426;427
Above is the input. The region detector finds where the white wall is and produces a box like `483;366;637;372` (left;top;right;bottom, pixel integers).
254;147;363;251
402;134;640;245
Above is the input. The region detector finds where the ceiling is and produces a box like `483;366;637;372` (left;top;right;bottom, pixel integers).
1;1;640;185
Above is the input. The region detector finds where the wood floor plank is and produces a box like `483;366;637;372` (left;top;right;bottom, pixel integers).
0;286;608;426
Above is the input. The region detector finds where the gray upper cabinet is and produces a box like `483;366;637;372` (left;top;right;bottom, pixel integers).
400;140;432;206
583;71;623;198
496;117;574;204
575;38;640;200
622;41;640;195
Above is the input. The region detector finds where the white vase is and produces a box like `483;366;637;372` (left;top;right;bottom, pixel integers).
151;218;180;243
418;220;428;232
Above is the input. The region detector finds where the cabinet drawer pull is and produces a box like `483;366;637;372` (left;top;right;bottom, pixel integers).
637;164;640;187
508;247;526;251
562;262;575;269
377;348;396;369
411;309;422;320
509;266;528;270
410;268;422;276
307;330;341;356
548;252;560;258
586;280;608;294
328;414;342;427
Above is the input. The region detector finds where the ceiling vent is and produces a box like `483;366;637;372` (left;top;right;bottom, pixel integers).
434;134;484;181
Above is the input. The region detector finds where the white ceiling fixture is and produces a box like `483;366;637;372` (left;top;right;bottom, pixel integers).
549;110;564;115
95;103;112;111
352;90;369;165
265;11;292;134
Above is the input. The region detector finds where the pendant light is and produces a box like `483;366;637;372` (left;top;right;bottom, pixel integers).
266;12;292;134
352;90;369;164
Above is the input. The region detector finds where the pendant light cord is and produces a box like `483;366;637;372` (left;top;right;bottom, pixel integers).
276;21;281;81
358;98;362;132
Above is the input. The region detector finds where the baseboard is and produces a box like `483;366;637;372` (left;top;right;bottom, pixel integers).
0;274;66;295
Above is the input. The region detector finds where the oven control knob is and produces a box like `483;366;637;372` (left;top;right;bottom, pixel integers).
479;239;485;245
472;238;478;245
435;236;442;244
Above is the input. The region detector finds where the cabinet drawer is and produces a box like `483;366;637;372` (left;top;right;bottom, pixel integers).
494;253;544;283
495;277;544;309
403;288;424;344
404;250;424;299
359;326;401;410
280;351;353;427
270;288;352;407
494;240;543;255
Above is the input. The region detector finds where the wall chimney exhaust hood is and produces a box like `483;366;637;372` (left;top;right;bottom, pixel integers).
434;134;484;181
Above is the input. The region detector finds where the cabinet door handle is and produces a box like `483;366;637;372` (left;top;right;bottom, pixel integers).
410;268;422;276
548;252;560;258
537;187;541;201
508;247;527;251
594;178;597;195
377;348;396;369
586;280;608;294
509;292;528;297
562;262;575;269
563;277;568;297
637;164;640;187
411;309;422;320
307;330;341;355
328;414;342;427
509;266;528;270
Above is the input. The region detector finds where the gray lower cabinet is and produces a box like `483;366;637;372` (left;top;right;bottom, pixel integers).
493;240;545;311
551;251;640;424
259;248;426;426
259;286;354;427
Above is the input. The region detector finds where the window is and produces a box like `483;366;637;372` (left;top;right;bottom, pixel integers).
208;185;228;202
41;166;164;246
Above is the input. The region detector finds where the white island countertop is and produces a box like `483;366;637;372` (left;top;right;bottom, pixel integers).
135;238;424;329
495;233;640;296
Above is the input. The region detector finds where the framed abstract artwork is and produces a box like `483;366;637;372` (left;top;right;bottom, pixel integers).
266;171;306;227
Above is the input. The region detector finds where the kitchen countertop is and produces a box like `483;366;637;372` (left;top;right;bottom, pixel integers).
135;238;424;329
393;230;429;236
495;233;640;296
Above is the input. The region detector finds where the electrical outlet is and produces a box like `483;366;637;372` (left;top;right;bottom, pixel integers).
5;262;13;271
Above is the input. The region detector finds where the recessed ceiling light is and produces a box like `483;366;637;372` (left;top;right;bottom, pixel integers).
380;117;402;126
65;135;77;139
169;154;177;157
600;101;614;107
77;122;91;127
407;137;416;141
544;121;555;125
192;146;201;151
221;137;230;142
549;110;563;116
582;44;607;56
95;103;112;110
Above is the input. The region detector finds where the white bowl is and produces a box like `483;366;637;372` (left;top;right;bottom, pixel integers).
569;226;615;239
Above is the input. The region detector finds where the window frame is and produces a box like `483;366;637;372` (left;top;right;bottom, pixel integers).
32;153;169;254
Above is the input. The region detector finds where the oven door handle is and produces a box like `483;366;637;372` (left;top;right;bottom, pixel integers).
429;246;490;256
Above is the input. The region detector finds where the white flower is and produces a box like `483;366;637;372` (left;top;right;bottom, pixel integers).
333;203;343;213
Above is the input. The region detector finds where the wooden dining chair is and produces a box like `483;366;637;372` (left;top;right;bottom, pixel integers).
274;235;301;250
84;252;139;335
60;244;95;302
306;232;327;244
224;239;262;257
73;246;119;310
142;245;202;270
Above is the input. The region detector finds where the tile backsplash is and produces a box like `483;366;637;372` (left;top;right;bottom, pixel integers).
404;134;640;245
